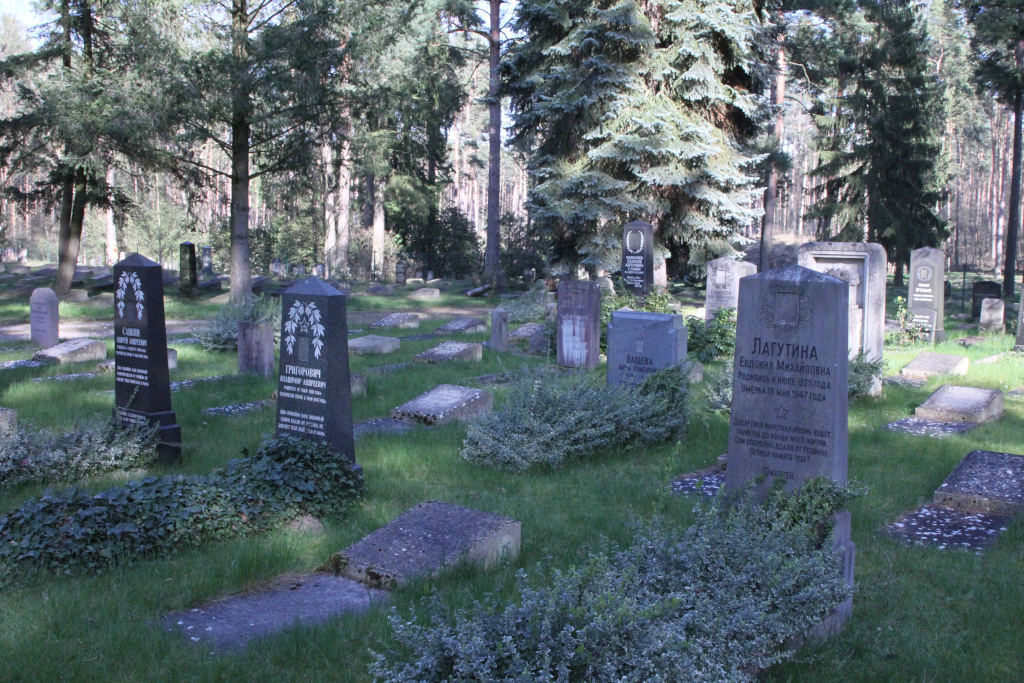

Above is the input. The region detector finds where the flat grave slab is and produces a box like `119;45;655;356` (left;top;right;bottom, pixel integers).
0;359;45;370
399;333;439;342
671;466;724;497
413;341;482;363
390;384;492;425
933;450;1024;515
33;338;106;364
1007;388;1024;399
162;574;387;651
472;372;514;386
883;417;978;438
884;504;1011;551
365;284;393;296
408;287;440;301
884;375;926;389
365;362;409;374
372;313;420;329
31;372;98;383
326;501;520;589
510;322;544;340
348;335;400;355
353;418;418;439
436;318;486;334
203;400;273;416
957;336;986;348
977;353;1006;364
914;385;1003;423
900;351;969;379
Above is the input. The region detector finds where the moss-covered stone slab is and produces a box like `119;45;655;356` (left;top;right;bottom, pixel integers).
934;450;1024;515
914;385;1003;424
390;384;492;425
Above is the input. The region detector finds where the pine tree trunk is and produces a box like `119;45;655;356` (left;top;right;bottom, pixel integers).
759;42;785;272
894;258;904;288
372;175;386;278
485;0;501;277
1005;68;1024;299
105;166;117;265
229;0;252;304
54;173;77;293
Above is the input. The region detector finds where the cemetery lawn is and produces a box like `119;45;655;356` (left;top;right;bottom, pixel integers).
0;314;1021;680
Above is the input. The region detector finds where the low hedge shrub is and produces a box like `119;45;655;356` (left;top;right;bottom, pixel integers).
0;435;362;581
196;295;280;351
687;306;737;362
460;367;688;472
372;481;853;683
0;418;158;490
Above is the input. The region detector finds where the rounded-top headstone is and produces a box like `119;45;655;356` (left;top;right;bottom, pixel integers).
30;287;59;348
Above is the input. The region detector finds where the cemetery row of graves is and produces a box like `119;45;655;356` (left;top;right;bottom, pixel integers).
0;236;1020;680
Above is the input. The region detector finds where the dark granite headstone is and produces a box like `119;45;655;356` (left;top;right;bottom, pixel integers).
395;260;407;286
606;311;687;386
113;254;181;463
201;246;213;275
908;247;945;342
621;220;653;296
972;281;1001;319
275;277;355;463
178;242;199;298
556;280;601;369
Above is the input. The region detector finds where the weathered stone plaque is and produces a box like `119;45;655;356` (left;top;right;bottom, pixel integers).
179;242;198;298
113;254;181;463
348;335;400;355
979;298;1005;334
201;246;213;275
436;317;486;334
390;384;493;425
900;351;969;379
621;220;654;296
413;341;482;363
490;308;509;352
275;277;355;462
30;287;59;348
934;450;1024;515
705;258;757;322
556;280;600;369
395;260;407;285
372;313;419;329
409;287;440;301
606;311;686;386
908;247;945;342
914;385;1003;424
972;281;1001;319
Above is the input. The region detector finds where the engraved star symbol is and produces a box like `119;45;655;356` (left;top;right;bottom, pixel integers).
299;321;310;333
775;404;789;420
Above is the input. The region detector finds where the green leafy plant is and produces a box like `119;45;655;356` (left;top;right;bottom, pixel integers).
599;288;676;350
0;435;362;581
196;295;281;351
460;367;688;472
502;282;548;323
0;418;158;490
763;476;867;545
686;306;737;362
887;296;930;347
849;352;884;399
701;359;734;413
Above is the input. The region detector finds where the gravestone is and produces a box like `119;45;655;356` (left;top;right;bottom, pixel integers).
314;264;325;278
409;287;440;301
490;308;509;352
523;268;536;285
178;242;199;298
436;318;486;334
113;254;181;463
296;264;306;278
413;341;482;363
724;264;854;631
390;384;493;425
621;220;654;296
29;287;59;348
427;270;435;281
0;406;15;434
914;385;1003;424
596;276;615;294
908;247;945;342
275;277;355;463
545;302;558;323
510;322;544;341
900;351;969;379
556;280;601;369
797;242;886;372
271;259;283;277
944;280;951;300
348;334;400;355
201;246;213;275
395;260;407;286
406;278;425;290
35;338;106;364
972;281;1001;319
705;258;757;322
934;450;1024;515
238;321;275;377
606;311;687;386
372;313;420;329
326;501;520;589
365;284;393;296
979;298;1005;334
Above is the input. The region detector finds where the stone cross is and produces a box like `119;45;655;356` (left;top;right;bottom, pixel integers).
556;281;601;369
490;308;509;352
908;247;945;342
705;257;757;322
275;277;356;465
113;254;181;463
29;287;59;348
178;242;199;298
621;220;653;296
606;311;686;386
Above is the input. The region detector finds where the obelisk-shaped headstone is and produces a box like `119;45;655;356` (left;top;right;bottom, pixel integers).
908;247;945;342
621;220;653;296
179;242;199;298
275;277;356;463
556;281;600;369
113;254;181;463
30;287;59;348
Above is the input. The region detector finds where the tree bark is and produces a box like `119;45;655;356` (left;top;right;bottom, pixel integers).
105;166;117;265
229;0;252;304
1005;48;1024;298
485;0;501;277
372;175;386;278
759;42;785;272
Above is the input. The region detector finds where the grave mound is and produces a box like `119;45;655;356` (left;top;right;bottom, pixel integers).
933;450;1024;515
33;338;106;364
348;335;400;355
436;317;487;334
899;351;969;379
390;384;492;425
372;313;420;329
414;341;482;363
914;385;1003;423
409;287;440;301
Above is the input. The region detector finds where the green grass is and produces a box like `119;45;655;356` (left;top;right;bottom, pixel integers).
0;287;1021;681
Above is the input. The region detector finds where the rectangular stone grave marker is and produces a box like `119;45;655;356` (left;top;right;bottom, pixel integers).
113;254;181;463
30;287;59;348
705;258;757;322
908;247;945;342
271;258;283;277
436;317;486;334
409;287;440;300
372;313;420;329
934;450;1024;515
201;246;213;275
348;334;400;355
326;501;520;589
724;263;853;632
414;341;482;363
0;406;15;434
914;385;1003;423
490;308;509;352
621;220;654;296
979;298;1004;333
395;260;407;285
239;321;275;377
972;281;1001;319
606;311;686;386
35;338;107;364
390;384;493;425
900;351;969;379
556;280;600;369
275;277;355;463
178;242;198;298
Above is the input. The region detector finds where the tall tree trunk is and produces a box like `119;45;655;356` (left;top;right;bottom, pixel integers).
228;0;252;303
54;173;76;293
105;166;117;265
322;143;339;276
372;175;386;278
1006;63;1024;298
759;42;785;272
485;0;501;277
335;137;352;278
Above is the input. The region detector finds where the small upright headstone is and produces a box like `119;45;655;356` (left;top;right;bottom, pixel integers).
314;264;325;278
972;281;1001;319
275;277;355;463
621;220;654;296
201;246;213;275
296;264;306;278
907;247;945;342
556;281;600;369
238;321;275;377
523;268;536;286
178;242;199;298
0;406;16;434
271;258;283;277
113;254;181;463
29;287;59;348
705;258;757;322
606;311;686;386
979;298;1005;334
491;308;509;352
395;260;407;286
